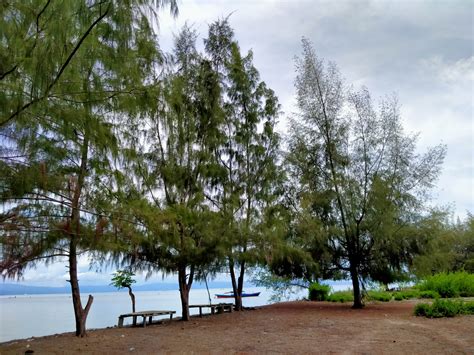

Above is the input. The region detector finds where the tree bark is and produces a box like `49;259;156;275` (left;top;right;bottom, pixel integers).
229;257;242;311
236;260;246;311
69;237;94;336
178;266;190;321
350;264;363;309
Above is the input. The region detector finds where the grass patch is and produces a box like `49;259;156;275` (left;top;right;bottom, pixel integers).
327;290;354;303
416;272;474;298
414;299;474;318
367;290;392;302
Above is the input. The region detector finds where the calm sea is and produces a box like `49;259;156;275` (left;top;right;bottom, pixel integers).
0;287;295;342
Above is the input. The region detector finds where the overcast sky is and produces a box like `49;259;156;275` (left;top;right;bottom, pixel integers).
12;0;474;286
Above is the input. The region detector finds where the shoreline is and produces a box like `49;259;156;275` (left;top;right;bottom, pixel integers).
1;300;473;354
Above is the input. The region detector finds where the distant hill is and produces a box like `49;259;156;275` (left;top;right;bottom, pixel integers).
0;281;237;295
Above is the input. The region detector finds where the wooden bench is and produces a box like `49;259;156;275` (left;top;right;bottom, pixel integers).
118;310;175;328
189;303;234;317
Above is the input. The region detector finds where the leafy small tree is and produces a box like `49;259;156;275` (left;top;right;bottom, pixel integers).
111;270;137;312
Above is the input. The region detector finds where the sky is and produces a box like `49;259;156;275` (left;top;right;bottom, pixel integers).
9;0;474;287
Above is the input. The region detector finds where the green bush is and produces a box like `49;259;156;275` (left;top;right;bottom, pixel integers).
416;272;474;298
393;289;420;300
430;299;462;317
308;282;331;301
419;290;440;299
414;303;431;316
414;299;474;318
327;290;354;303
461;300;474;315
367;290;392;302
394;293;404;301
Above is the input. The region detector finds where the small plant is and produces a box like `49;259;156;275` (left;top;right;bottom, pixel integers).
111;270;137;312
308;282;331;301
327;290;354;303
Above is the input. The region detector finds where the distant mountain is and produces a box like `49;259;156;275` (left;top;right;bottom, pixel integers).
0;281;237;296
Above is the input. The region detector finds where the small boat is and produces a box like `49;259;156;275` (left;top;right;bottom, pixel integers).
215;291;261;298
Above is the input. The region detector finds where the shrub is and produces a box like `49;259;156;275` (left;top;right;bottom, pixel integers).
461;301;474;315
416;272;474;298
419;290;439;299
393;289;420;300
367;290;392;302
414;303;431;316
429;299;463;317
394;293;404;301
414;299;474;318
308;282;331;301
327;291;354;303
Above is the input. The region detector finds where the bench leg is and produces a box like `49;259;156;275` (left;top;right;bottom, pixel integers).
199;307;203;317
133;315;137;326
118;317;124;328
148;316;153;325
142;316;147;327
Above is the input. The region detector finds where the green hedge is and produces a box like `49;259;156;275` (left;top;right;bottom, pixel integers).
414;299;474;318
416;272;474;298
367;290;392;302
327;291;354;303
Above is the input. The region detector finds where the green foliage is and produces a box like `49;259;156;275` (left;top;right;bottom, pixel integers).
411;212;474;276
419;290;440;299
414;299;474;318
327;291;354;303
308;282;331;301
416;271;474;298
110;270;136;289
367;291;392;302
393;289;421;301
413;303;431;316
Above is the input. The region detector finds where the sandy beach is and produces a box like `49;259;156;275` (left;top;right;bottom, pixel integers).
1;300;473;354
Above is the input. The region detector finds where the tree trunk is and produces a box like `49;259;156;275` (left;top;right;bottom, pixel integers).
229;257;242;311
236;260;246;311
69;237;94;336
178;266;190;321
350;264;363;309
127;286;136;313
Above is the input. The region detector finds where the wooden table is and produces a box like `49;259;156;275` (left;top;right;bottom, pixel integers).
118;310;175;328
189;303;234;317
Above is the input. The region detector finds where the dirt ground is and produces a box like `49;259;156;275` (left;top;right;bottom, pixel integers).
1;300;473;354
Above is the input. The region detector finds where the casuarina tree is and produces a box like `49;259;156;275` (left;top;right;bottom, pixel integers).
287;39;446;308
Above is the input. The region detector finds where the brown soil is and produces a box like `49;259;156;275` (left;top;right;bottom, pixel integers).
1;300;473;354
